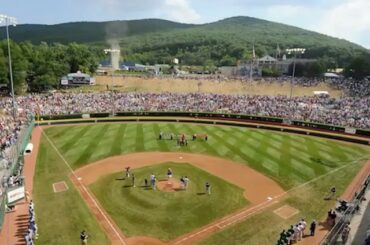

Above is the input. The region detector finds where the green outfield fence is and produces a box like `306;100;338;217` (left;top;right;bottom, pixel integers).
0;119;34;230
320;173;370;245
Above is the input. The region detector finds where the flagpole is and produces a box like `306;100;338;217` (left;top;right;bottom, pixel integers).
249;44;255;82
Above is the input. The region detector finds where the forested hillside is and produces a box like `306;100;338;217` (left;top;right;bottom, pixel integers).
1;16;368;67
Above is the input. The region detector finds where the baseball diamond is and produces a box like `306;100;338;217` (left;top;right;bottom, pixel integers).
6;121;365;245
2;5;370;245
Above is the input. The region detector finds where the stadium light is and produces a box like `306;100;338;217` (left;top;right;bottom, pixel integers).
285;48;306;99
285;48;306;123
0;14;17;119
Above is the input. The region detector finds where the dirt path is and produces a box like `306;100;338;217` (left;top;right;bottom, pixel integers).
0;127;42;245
75;152;284;203
72;152;284;245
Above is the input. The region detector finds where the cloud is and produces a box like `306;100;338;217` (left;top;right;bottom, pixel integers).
88;0;200;23
317;0;370;48
266;4;310;19
164;0;200;23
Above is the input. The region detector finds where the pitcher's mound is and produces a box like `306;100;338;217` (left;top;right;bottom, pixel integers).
157;179;183;192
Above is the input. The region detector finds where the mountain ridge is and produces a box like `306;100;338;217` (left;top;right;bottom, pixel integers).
1;16;367;66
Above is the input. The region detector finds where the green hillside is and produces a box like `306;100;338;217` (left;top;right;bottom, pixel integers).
0;19;194;43
0;16;368;67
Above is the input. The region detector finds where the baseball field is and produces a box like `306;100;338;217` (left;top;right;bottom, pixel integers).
31;122;370;245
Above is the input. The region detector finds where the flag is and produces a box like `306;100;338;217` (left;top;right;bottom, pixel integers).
276;44;281;58
252;45;256;60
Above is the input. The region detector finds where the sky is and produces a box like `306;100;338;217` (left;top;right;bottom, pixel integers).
1;0;370;48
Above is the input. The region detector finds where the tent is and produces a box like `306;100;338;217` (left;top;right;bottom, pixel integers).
324;72;340;78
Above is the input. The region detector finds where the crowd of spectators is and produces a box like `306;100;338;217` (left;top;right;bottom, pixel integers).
0;102;32;170
1;92;367;128
0;81;369;160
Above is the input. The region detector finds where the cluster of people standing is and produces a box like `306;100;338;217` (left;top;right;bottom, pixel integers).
276;219;317;245
24;200;38;245
123;166;211;194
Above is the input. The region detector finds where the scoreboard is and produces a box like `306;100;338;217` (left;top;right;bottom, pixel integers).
61;72;95;86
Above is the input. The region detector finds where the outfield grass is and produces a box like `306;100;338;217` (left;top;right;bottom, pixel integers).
198;157;365;245
89;163;248;241
34;122;370;244
33;136;109;245
45;122;370;189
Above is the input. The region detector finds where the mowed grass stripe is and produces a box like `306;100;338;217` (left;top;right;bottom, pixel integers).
73;124;111;167
152;123;170;151
135;124;145;152
231;127;314;184
60;126;91;152
181;124;219;155
202;126;256;166
110;124;127;156
142;124;164;151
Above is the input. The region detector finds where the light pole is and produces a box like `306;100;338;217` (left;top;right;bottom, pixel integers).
104;49;120;116
286;48;305;99
0;14;17;119
285;48;305;122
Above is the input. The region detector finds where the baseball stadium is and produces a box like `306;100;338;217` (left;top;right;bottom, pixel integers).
1;4;370;245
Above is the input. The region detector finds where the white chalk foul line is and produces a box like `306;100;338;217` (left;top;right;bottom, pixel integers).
42;128;127;245
172;155;370;244
172;200;278;245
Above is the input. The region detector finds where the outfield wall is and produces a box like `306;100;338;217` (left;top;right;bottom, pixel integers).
36;112;370;145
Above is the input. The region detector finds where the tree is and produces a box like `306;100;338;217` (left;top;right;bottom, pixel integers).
304;62;326;78
0;40;28;94
288;62;305;77
0;48;8;85
344;55;370;79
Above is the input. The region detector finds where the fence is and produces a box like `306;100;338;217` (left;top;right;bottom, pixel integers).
320;173;370;245
0;119;34;230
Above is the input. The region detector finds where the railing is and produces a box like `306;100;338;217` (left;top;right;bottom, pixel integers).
0;119;34;230
320;173;370;245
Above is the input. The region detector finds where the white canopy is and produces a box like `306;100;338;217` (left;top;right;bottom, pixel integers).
324;72;340;78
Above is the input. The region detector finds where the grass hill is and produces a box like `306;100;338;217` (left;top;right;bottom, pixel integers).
1;16;367;66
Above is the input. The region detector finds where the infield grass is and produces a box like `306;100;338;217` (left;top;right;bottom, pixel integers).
90;163;248;241
33;122;370;244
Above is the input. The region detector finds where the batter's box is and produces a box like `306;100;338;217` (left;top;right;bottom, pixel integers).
273;205;299;219
53;181;69;193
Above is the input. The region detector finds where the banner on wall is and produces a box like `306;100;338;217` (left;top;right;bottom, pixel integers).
7;186;25;203
345;128;356;135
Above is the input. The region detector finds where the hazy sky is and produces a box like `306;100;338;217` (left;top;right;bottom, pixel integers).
1;0;370;48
